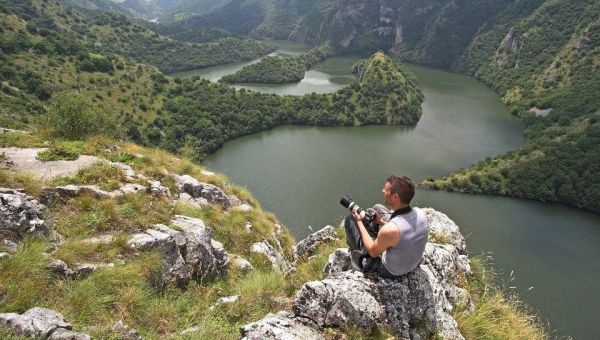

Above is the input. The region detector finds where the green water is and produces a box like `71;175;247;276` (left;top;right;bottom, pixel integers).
182;44;599;339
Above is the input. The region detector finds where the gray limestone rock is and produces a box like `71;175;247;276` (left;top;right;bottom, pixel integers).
128;215;229;287
48;259;75;278
0;252;9;260
41;185;112;205
241;311;323;340
118;183;147;195
148;180;171;198
231;256;254;274
175;174;241;208
0;307;87;339
1;239;18;253
323;248;351;276
112;320;142;340
295;225;337;259
48;328;91;340
0;187;49;239
424;208;467;253
251;240;290;273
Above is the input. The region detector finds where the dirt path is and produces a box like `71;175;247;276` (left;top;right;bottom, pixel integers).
0;147;101;179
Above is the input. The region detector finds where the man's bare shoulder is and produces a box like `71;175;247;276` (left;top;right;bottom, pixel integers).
379;222;400;236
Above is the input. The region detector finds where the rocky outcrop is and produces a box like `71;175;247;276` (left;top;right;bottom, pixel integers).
241;311;322;340
295;225;337;259
251;240;290;273
242;208;472;339
0;307;90;339
0;188;49;240
175;174;241;208
128;215;229;286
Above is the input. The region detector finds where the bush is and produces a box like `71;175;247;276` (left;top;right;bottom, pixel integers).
36;141;82;161
42;92;113;140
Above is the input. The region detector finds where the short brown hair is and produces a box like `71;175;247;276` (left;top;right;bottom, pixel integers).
386;175;415;204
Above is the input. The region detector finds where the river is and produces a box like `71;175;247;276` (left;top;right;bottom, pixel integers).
175;42;600;339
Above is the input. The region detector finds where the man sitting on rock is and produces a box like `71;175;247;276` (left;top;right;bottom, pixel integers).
345;175;429;277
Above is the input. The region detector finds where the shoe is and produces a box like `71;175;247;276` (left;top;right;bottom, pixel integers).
351;250;364;271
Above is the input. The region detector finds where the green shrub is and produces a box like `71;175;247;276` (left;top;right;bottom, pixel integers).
36;141;84;161
42;92;113;140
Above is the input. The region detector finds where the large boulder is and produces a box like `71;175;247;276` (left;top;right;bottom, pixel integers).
128;215;229;286
0;188;49;239
295;225;337;259
175;175;241;208
423;208;467;253
0;307;90;339
240;311;322;340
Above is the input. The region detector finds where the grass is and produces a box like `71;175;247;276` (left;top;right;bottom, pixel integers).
52;162;126;191
36;141;83;161
0;170;45;197
454;257;547;339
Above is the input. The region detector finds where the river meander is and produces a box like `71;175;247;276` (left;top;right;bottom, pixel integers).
176;42;600;339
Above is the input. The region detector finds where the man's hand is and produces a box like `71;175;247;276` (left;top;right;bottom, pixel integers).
352;209;362;223
368;208;385;225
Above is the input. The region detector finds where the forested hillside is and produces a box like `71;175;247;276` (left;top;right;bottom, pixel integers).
220;44;335;83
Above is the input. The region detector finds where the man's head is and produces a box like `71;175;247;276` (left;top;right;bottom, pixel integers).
382;175;415;207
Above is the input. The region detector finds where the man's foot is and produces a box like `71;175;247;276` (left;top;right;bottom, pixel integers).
351;250;374;272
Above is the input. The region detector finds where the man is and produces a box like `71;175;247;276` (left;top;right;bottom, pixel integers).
344;175;429;277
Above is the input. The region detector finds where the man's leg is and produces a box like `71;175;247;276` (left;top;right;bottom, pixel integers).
344;214;363;251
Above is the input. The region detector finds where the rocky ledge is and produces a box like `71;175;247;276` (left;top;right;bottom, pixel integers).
242;208;473;339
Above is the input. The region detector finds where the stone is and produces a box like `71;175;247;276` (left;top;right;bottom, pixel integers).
234;203;253;212
240;311;322;340
0;187;49;239
231;256;254;274
423;208;467;253
48;259;75;278
41;185;111;205
148;180;171;198
118;183;147;194
295;225;337;259
81;235;113;245
201;169;215;177
211;295;240;309
244;221;253;232
251;240;290;273
175;175;241;208
0;307;74;338
1;239;18;254
323;248;351;276
180;326;201;335
128;216;229;287
0;252;9;260
112;320;142;340
49;328;91;340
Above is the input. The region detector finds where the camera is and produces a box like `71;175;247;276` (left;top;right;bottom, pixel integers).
340;194;375;224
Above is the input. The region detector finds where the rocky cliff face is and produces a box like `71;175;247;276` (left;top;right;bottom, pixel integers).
242;208;473;339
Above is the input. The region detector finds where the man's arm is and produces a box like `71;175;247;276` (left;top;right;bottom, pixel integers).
352;210;400;258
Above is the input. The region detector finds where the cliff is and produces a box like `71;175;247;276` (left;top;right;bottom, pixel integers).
0;139;546;338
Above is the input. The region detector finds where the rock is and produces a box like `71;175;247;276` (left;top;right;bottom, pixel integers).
175;175;241;208
211;295;240;309
0;307;82;338
74;263;114;279
293;272;383;332
251;240;290;273
201;169;215;177
295;225;337;259
423;208;466;253
41;185;111;205
128;216;229;287
49;328;91;340
234;203;253;212
148;180;171;198
48;259;75;278
323;248;351;276
81;235;113;245
0;187;49;239
112;320;142;340
119;183;147;194
240;311;322;340
1;239;18;253
0;252;9;260
180;326;201;335
231;256;254;274
244;221;253;232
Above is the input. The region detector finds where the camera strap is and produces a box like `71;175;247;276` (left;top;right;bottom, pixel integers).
390;206;412;219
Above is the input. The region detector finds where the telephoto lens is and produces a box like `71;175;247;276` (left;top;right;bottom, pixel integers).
340;194;374;223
